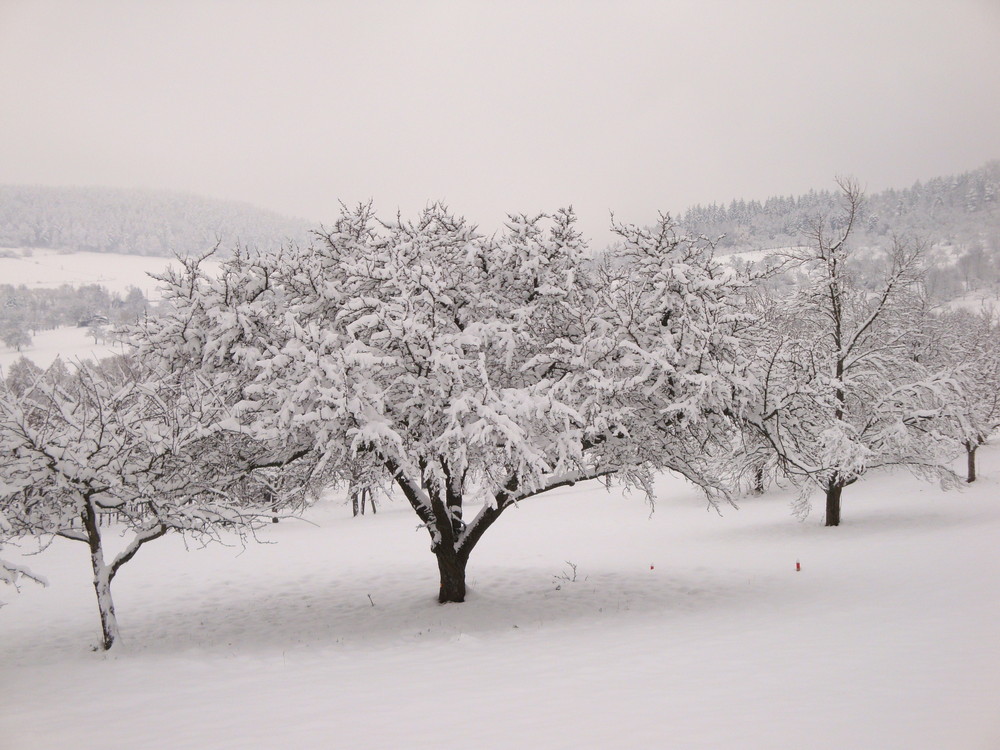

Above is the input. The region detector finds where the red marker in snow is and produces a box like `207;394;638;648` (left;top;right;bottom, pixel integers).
795;560;801;572
650;564;654;570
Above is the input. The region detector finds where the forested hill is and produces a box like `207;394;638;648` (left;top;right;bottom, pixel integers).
0;185;313;257
4;164;998;260
678;161;1000;255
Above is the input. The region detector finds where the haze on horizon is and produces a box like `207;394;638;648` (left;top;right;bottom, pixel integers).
1;0;999;247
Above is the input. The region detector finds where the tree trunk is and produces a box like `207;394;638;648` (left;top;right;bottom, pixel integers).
825;483;843;527
753;465;765;495
351;485;371;516
967;444;977;483
82;500;120;650
435;546;467;603
386;460;468;602
91;564;120;650
264;487;279;523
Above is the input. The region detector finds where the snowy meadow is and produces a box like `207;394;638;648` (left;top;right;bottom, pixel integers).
2;461;999;749
0;249;223;369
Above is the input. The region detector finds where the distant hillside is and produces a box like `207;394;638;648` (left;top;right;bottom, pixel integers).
0;185;314;257
678;162;1000;253
676;162;1000;301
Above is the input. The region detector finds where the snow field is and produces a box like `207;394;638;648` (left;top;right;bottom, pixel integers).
0;326;125;370
2;458;999;749
0;247;222;369
0;248;221;298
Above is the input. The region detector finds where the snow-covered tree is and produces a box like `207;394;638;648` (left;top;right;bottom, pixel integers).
747;180;962;525
130;204;753;602
0;556;46;591
0;556;47;609
0;357;299;649
918;308;1000;482
1;323;32;352
1;497;48;608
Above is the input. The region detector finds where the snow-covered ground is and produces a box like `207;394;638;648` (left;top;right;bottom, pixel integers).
944;288;1000;317
0;247;223;370
0;247;221;298
720;246;805;265
2;455;999;749
0;325;125;370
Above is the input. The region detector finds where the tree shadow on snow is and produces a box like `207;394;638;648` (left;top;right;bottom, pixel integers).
60;563;771;658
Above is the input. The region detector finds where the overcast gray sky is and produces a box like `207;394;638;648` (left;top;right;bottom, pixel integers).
2;0;999;246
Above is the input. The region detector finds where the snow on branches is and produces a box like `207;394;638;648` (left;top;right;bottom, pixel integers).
745;180;963;524
0;355;296;649
130;203;754;601
915;306;1000;482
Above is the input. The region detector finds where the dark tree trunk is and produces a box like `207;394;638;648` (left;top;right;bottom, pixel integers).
351;486;374;516
825;483;843;527
81;498;120;650
263;487;278;523
967;443;977;483
753;465;765;495
91;564;118;651
435;546;467;603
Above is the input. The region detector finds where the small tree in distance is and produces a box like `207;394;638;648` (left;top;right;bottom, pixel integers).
747;179;962;525
1;324;32;352
131;204;754;602
919;307;1000;482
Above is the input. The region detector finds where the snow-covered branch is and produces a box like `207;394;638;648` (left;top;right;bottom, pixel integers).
127;203;753;602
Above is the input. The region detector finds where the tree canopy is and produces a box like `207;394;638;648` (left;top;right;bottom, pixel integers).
130;203;755;601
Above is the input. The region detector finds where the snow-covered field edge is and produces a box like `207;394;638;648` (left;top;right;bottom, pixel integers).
2;451;999;750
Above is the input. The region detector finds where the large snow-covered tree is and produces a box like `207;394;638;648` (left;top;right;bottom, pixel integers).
746;180;962;525
0;356;301;649
130;204;753;602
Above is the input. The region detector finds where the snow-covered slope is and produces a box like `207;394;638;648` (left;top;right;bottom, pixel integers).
0;247;220;297
0;248;223;369
2;454;998;749
943;289;1000;318
0;326;125;370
